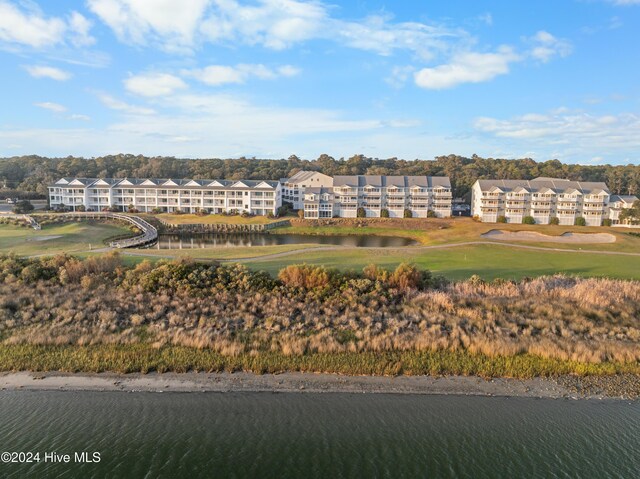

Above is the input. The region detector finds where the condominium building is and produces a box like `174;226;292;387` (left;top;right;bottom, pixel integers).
48;177;282;215
471;177;613;226
301;174;452;219
609;195;639;225
280;170;333;210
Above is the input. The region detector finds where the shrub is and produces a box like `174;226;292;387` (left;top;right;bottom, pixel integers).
195;208;209;216
497;215;507;223
76;204;86;212
380;208;389;218
357;207;366;218
278;264;331;290
549;217;560;225
602;218;612;227
297;209;305;219
363;264;389;282
522;216;535;225
151;208;163;214
12;200;34;214
266;212;275;219
427;210;437;218
575;217;586;226
403;209;412;218
276;204;290;217
389;263;426;292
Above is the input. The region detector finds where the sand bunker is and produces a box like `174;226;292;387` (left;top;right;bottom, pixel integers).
27;235;62;242
481;230;616;244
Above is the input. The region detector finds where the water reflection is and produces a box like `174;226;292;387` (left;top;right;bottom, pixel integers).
152;233;417;249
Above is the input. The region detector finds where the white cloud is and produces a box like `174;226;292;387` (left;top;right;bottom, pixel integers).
35;102;67;113
0;1;66;47
608;0;640;5
0;2;94;49
96;92;156;115
414;47;520;89
87;0;210;52
68;114;91;121
473;110;640;151
68;11;96;47
88;0;464;59
528;30;572;63
478;13;493;26
385;65;415;88
25;65;71;81
186;63;301;86
124;73;187;97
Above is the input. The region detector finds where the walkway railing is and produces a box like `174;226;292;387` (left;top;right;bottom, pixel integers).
0;213;41;230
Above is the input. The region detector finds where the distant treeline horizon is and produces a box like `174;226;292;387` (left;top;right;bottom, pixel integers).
1;153;639;199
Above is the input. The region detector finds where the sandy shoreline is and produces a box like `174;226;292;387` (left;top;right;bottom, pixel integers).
1;371;636;400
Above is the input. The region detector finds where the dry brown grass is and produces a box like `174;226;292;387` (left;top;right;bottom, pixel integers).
2;267;639;366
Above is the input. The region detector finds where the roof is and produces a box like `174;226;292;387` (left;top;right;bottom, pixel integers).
475;178;610;195
303;187;334;204
284;170;331;184
49;177;279;189
610;195;638;204
332;175;450;188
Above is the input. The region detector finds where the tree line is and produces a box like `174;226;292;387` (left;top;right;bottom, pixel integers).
1;153;639;199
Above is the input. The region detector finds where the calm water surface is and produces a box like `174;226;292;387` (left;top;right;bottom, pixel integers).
153;233;417;249
0;392;638;478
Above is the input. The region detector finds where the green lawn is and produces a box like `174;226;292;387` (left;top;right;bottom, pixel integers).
237;243;640;280
0;221;132;256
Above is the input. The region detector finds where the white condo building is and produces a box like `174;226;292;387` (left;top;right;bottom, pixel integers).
48;178;282;215
302;174;452;219
471;177;622;226
281;170;334;210
609;195;639;225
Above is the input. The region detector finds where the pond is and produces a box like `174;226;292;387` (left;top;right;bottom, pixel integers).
151;233;417;249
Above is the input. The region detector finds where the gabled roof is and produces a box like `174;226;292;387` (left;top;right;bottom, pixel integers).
184;180;206;187
610;195;638;204
285;170;331;184
475;178;610;195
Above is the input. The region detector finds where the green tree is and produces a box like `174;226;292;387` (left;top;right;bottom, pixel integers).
12;200;34;214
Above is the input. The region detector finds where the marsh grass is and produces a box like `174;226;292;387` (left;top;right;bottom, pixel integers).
0;345;637;377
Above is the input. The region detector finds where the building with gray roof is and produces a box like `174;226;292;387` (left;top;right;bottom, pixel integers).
48;177;281;215
471;177;622;226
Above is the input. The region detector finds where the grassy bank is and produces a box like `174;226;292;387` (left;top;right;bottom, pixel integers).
1;344;638;378
145;213;281;225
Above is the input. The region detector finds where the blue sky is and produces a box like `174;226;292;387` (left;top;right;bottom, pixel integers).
0;0;639;164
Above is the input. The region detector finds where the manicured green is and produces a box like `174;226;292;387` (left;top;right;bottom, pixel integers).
0;344;637;377
0;221;132;256
239;243;640;280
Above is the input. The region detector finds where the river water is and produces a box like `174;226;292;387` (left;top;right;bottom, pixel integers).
0;391;638;478
153;233;417;249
